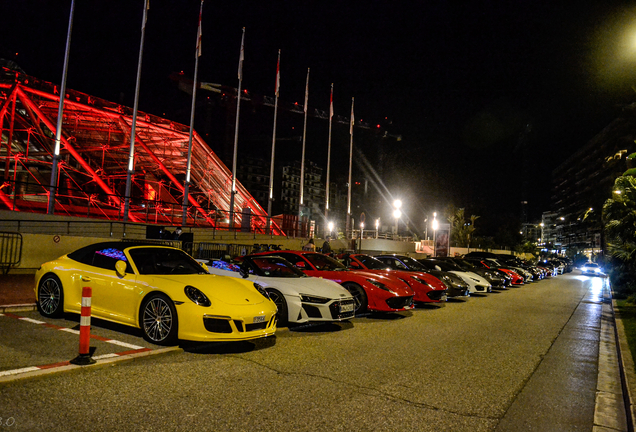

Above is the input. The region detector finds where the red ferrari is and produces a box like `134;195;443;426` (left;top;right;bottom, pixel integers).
338;253;447;304
250;250;414;314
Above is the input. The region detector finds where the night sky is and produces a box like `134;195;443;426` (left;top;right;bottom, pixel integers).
3;1;636;235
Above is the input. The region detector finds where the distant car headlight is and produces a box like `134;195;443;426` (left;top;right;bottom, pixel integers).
366;279;396;294
300;294;330;304
184;285;211;307
253;282;271;299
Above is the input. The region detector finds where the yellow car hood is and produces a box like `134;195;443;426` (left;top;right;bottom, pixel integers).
151;274;267;306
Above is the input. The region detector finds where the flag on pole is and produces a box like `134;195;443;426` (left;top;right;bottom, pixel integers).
238;27;245;80
329;83;333;119
196;1;203;57
275;49;281;97
304;68;310;113
350;97;355;134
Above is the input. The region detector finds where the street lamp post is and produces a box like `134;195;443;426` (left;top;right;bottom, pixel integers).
393;199;402;238
432;212;439;257
375;218;379;239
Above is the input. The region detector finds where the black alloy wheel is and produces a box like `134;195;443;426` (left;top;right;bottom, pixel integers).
266;289;288;326
140;293;178;345
37;274;64;318
342;283;368;314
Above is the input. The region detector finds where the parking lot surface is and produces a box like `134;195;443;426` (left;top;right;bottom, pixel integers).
0;272;618;431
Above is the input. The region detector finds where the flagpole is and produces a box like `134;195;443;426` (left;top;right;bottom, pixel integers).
346;97;354;235
182;0;204;227
47;0;75;215
124;0;149;222
267;49;281;234
229;27;245;231
299;67;309;223
324;83;333;232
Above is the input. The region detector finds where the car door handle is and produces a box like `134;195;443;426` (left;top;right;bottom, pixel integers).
81;276;91;282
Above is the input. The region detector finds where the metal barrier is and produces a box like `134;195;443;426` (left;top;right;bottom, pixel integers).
0;232;22;274
194;243;251;260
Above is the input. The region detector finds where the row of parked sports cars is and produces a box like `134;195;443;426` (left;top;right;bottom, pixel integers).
34;242;571;346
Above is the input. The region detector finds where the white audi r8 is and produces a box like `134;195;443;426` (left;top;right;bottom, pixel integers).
202;255;356;326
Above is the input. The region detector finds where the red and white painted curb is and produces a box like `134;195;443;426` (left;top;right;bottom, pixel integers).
0;312;168;378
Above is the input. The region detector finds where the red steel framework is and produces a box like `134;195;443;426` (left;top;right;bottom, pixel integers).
0;68;283;234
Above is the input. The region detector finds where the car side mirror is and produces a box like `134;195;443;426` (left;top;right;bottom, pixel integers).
115;260;127;278
239;267;249;279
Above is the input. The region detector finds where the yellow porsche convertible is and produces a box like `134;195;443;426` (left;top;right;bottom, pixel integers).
35;242;278;345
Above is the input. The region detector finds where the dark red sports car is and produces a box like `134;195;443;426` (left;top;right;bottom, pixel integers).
338;253;447;304
250;250;414;314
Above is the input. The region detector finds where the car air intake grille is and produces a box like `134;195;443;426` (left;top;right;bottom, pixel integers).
302;304;322;318
203;318;233;333
386;296;413;310
245;322;268;332
427;290;447;301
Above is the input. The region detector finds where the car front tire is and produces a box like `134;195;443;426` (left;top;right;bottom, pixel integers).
140;293;178;345
342;283;368;314
37;273;64;318
266;289;288;326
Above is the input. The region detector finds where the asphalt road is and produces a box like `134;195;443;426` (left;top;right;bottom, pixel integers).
0;272;603;431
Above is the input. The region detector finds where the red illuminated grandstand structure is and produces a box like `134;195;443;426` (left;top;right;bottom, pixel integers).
0;67;283;234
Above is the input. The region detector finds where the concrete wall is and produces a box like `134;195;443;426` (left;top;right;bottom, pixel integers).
3;211;533;274
12;233;113;273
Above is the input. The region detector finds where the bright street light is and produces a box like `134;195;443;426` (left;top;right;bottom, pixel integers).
392;199;402;236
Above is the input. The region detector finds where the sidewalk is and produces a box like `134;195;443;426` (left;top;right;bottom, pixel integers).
0;274;36;311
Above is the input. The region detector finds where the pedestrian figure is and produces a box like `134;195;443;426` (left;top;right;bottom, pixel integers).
303;238;316;252
322;236;332;254
173;227;183;240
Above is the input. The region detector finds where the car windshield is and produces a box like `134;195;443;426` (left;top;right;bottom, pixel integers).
128;247;207;275
399;256;428;271
454;260;476;270
304;253;347;271
356;255;390;270
246;256;306;278
483;259;503;268
584;263;599;268
428;260;462;271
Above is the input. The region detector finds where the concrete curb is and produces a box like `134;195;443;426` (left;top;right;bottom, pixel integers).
595;291;628;432
0;303;37;313
614;298;636;431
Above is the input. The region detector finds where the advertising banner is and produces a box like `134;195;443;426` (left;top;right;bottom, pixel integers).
435;223;451;257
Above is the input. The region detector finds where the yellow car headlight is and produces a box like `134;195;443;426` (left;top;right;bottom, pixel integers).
184;285;211;307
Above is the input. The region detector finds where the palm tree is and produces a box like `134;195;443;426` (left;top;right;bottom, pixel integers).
603;175;636;266
448;207;480;247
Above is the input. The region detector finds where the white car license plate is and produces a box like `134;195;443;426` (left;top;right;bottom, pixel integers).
340;302;354;313
253;315;265;323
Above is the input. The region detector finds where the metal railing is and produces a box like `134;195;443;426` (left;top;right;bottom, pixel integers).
0;232;22;275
